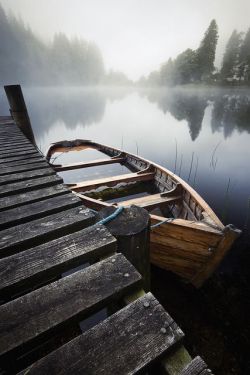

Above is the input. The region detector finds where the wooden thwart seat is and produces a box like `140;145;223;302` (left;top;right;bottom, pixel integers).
67;171;155;192
119;192;182;210
53;156;126;172
19;293;184;375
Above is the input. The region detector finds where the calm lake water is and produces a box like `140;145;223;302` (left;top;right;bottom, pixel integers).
1;86;250;229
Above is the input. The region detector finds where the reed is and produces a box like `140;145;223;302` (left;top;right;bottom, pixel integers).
187;152;194;182
222;177;231;222
210;141;221;170
135;141;139;156
174;138;178;174
244;197;250;233
178;154;183;177
193;156;199;187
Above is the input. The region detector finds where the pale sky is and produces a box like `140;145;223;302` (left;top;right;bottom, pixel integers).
1;0;250;80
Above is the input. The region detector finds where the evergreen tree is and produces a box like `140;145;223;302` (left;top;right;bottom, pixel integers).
174;49;197;84
160;58;175;86
196;19;218;80
238;28;250;83
220;30;242;81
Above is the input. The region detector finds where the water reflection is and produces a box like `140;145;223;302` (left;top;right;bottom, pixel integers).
141;88;250;141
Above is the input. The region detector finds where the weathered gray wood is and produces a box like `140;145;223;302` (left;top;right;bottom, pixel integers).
0;254;141;362
179;356;210;375
0;157;47;167
0;224;116;298
0;193;81;229
0;145;36;155
19;293;184;375
98;205;151;290
0;154;43;164
0;149;38;159
0;184;68;211
0;174;63;198
0;140;31;148
0;206;95;257
0;161;49;176
0;167;55;185
4;85;36;145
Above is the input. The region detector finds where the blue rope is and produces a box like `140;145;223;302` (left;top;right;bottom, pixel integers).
92;205;172;229
96;206;124;225
151;218;173;228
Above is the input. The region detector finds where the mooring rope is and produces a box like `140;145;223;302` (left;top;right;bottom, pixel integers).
95;206;124;225
150;218;174;228
90;206;173;229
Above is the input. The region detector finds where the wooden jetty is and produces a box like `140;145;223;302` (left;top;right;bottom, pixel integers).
0;85;214;374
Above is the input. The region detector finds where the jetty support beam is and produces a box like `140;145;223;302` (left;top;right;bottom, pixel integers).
97;205;151;291
4;85;36;147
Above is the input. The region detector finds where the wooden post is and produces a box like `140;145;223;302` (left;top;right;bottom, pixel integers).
97;205;151;291
4;85;36;146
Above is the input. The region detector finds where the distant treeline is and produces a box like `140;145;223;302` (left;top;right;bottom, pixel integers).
0;4;131;86
139;20;250;87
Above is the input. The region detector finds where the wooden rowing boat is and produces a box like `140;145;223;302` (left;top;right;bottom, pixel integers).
46;139;241;287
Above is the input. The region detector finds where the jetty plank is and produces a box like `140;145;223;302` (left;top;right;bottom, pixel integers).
19;293;183;375
0;167;55;185
0;184;69;211
0;224;116;298
0;206;95;257
0;193;81;229
0;149;38;159
0;174;63;198
69;171;155;192
0;254;141;360
0;161;49;176
0;154;44;164
0;145;36;155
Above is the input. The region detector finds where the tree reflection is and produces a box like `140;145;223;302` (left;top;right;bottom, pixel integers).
211;93;250;138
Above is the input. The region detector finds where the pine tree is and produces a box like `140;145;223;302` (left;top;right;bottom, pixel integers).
238;28;250;83
196;19;219;81
220;30;242;81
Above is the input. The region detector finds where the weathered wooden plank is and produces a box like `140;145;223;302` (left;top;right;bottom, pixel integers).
0;167;55;186
0;149;38;159
0;224;116;298
0;140;30;148
0;206;95;257
0;157;47;167
19;293;183;375
150;242;199;279
0;254;141;362
179;356;210;375
0;193;81;229
54;156;126;172
0;161;49;176
119;192;182;210
0;184;68;211
0;154;43;164
0;146;36;156
151;215;222;247
0;174;63;198
68;171;155;192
